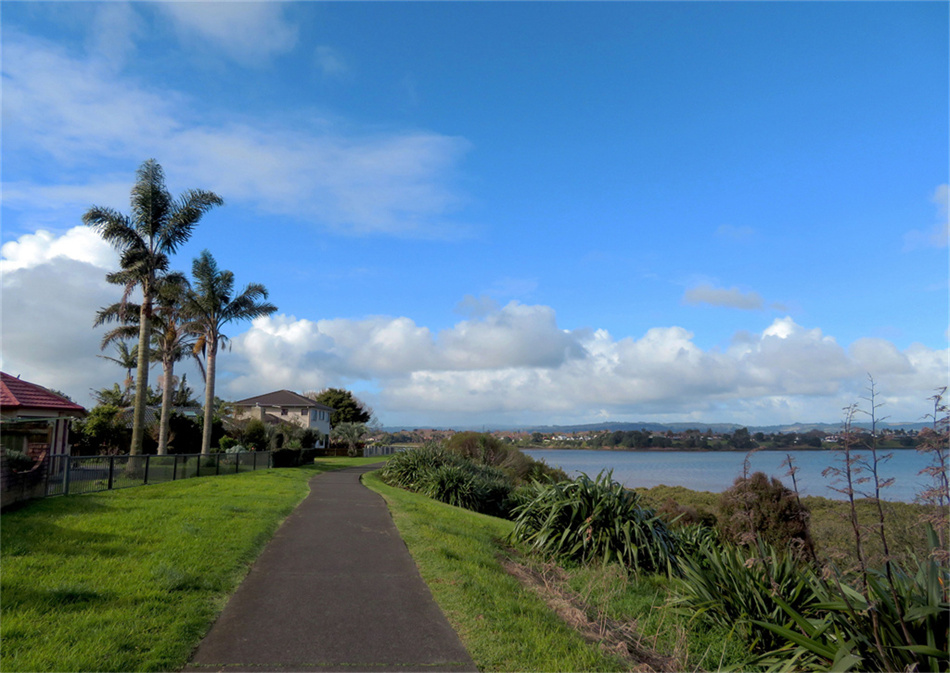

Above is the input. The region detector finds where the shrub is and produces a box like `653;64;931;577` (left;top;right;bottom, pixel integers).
670;538;820;654
381;446;515;518
242;420;269;452
218;436;238;452
4;449;35;472
301;429;321;449
271;447;301;468
719;471;814;559
510;471;677;573
418;462;513;518
443;432;566;484
225;444;246;454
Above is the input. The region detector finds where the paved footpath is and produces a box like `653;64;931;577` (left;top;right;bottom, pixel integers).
183;464;478;673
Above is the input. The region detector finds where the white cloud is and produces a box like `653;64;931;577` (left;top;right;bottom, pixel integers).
683;283;764;310
3;227;946;426
0;226;117;274
157;3;298;65
87;2;141;72
2;32;472;238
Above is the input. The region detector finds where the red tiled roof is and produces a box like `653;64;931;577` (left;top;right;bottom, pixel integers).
0;372;86;413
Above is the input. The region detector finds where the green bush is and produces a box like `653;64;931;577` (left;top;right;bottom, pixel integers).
443;432;566;484
670;538;820;653
242;420;269;452
381;446;515;518
4;449;35;472
510;471;677;573
753;527;949;673
271;447;301;468
719;471;814;559
218;436;238;452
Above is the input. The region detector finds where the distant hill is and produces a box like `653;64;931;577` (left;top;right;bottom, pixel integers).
379;420;932;434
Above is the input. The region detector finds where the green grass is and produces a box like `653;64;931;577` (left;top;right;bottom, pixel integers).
0;456;383;673
562;564;751;671
362;470;628;672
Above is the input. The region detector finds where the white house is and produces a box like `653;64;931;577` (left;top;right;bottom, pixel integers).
232;390;333;447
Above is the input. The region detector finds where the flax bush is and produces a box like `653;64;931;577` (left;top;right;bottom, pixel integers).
509;471;677;574
380;445;515;518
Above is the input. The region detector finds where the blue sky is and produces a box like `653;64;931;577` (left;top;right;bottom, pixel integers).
2;1;947;428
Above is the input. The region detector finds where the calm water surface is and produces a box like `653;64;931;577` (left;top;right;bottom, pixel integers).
523;449;935;503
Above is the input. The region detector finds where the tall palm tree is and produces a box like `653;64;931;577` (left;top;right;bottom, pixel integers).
84;159;222;455
184;250;277;455
152;274;198;455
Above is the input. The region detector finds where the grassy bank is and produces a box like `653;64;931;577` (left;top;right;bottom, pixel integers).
0;456;382;673
363;470;749;671
362;470;627;672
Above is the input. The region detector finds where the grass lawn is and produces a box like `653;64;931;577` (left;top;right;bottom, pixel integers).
0;456;384;673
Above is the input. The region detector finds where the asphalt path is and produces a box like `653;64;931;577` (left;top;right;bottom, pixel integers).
183;464;477;672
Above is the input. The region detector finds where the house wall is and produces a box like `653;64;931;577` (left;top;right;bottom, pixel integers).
0;447;48;510
234;405;331;446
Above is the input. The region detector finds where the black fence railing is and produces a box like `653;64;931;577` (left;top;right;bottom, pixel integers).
45;451;273;497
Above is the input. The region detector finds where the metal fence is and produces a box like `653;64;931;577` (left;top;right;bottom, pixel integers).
362;444;398;457
45;451;273;497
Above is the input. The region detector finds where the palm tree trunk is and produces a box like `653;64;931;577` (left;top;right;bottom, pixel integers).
157;355;174;455
130;296;151;455
200;343;217;456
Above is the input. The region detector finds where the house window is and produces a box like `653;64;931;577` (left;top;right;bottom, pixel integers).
301;409;308;416
280;408;288;416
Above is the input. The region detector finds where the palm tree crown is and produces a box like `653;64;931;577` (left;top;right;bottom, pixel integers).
84;159;222;454
185;249;277;454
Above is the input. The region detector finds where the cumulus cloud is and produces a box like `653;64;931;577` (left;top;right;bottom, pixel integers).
683;283;764;310
2;32;471;238
0;226;117;274
3;227;946;426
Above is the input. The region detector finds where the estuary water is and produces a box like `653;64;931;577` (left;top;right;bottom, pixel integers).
523;449;936;503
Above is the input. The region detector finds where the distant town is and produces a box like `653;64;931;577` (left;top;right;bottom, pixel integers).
371;423;928;451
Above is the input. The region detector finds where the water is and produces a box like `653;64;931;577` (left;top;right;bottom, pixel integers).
523;449;937;503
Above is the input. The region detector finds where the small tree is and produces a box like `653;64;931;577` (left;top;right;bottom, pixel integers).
306;388;372;426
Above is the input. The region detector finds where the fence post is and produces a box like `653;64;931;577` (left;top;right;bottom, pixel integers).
144;455;150;485
235;452;240;474
172;454;178;481
108;456;115;490
215;453;220;475
63;456;72;496
253;451;258;470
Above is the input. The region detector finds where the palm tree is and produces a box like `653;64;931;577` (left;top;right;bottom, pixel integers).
97;339;140;401
184;250;277;455
331;422;367;457
84;159;222;455
152;275;198;455
95;273;197;455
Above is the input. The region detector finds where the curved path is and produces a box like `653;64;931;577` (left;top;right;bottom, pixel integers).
183;464;477;672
